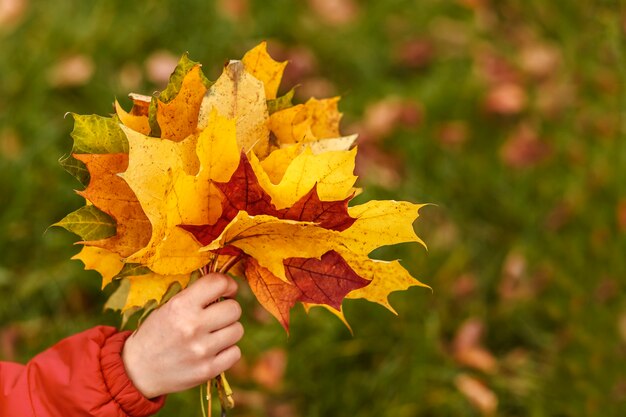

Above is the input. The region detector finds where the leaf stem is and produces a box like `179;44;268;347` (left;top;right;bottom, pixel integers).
216;372;235;414
200;382;209;417
199;253;242;416
207;379;212;417
218;254;243;275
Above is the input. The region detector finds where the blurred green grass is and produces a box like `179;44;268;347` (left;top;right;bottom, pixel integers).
1;0;625;416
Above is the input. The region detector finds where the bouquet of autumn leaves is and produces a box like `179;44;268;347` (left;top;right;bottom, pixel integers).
55;42;428;335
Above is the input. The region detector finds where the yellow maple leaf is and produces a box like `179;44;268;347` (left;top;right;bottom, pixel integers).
250;147;358;209
269;105;316;144
120;110;239;275
259;144;302;184
259;135;358;185
340;251;430;313
72;246;124;289
241;41;287;100
302;134;358;154
157;65;208;141
198;61;270;157
115;95;151;135
124;273;190;311
269;97;342;145
343;200;428;254
305;97;343;139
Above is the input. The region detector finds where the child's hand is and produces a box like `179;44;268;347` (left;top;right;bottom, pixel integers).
121;273;243;398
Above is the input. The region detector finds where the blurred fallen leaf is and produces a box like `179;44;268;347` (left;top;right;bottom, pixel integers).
118;62;143;91
499;253;551;305
453;318;498;374
355;146;403;188
457;0;489;10
308;0;358;26
268;402;298;417
437;121;469;149
398;100;422;127
0;325;20;361
498;251;534;301
544;201;573;232
455;374;498;415
217;0;248;20
485;83;527;115
500;124;551;169
273;45;318;89
0;128;22;161
536;80;575;117
361;98;422;141
349;96;421;188
233;389;267;410
475;50;521;86
0;0;28;32
145;50;179;85
453;318;484;352
452;273;477;300
295;77;336;101
502;251;526;279
47;54;95;88
395;38;435;69
519;42;560;79
429;218;459;251
456;348;498;374
430;17;471;50
363;99;404;140
252;348;288;391
228;355;250;380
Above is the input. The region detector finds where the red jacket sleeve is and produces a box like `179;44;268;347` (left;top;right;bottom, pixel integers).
0;326;165;417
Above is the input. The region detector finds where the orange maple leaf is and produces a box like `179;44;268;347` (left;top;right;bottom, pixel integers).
74;153;151;257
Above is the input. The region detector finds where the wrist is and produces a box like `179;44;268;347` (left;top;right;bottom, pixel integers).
101;329;166;415
122;334;161;399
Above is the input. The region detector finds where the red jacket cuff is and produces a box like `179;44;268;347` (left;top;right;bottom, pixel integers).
100;330;165;417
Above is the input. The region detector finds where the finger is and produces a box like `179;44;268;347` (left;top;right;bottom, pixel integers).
204;273;238;301
202;299;242;332
221;276;238;299
207;321;244;355
210;345;242;377
182;273;238;309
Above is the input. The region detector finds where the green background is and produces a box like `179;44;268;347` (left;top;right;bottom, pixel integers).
1;0;625;416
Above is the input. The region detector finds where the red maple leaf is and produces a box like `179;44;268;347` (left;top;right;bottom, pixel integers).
245;251;369;331
181;152;355;245
179;152;369;331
